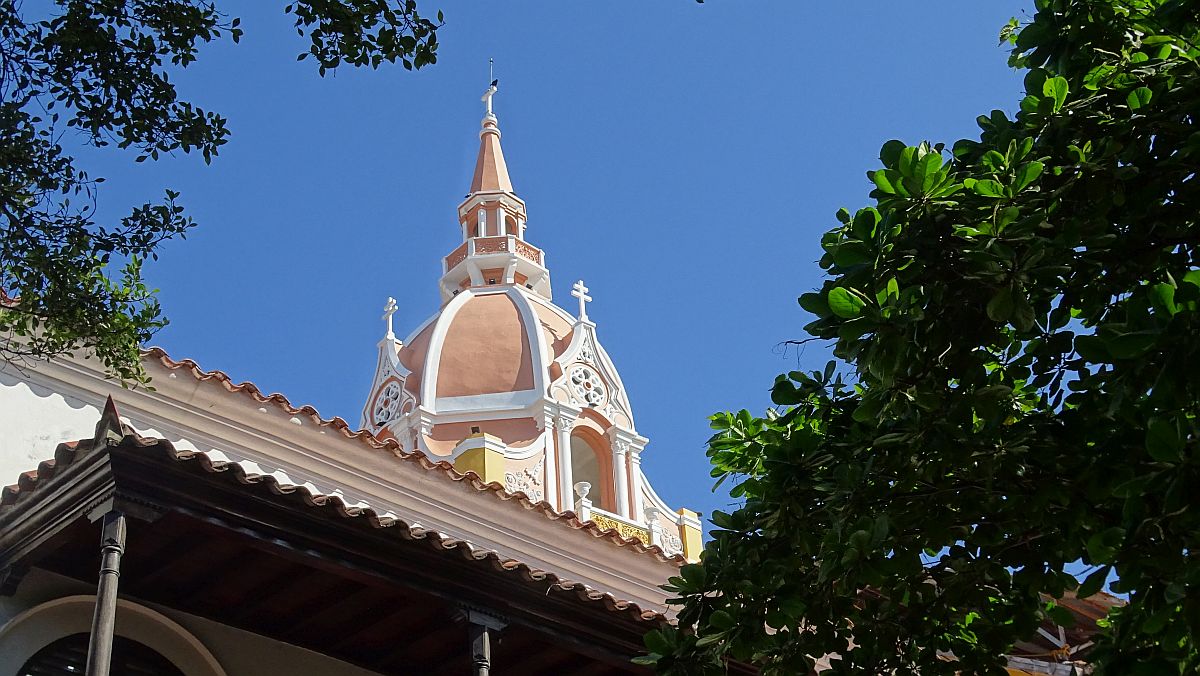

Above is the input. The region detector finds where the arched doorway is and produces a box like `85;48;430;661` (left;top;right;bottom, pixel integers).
0;596;226;676
19;632;185;676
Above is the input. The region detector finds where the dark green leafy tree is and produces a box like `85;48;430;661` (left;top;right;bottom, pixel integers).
644;1;1200;674
1;0;440;382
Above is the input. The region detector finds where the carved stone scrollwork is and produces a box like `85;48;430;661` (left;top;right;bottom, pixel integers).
503;459;544;502
513;239;541;264
555;411;576;430
474;236;509;254
660;530;684;557
578;339;596;364
611;438;630;456
590;513;651;544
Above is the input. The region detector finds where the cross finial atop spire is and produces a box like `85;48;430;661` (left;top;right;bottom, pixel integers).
482;73;498;119
382;296;398;339
571;280;592;321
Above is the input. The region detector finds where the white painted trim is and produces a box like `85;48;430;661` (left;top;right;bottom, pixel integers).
433;389;542;413
419;288;475;408
641;469;684;526
509;288;552;395
417;405;541;424
358;337;408;430
591;338;638;431
456;191;527;217
447;433;508;462
0;595;227;676
501;434;547;460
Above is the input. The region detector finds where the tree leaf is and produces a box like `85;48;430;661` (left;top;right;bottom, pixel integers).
1013;161;1044;191
1043;76;1069;112
1077;566;1110;599
799;292;831;317
709;610;735;630
880;139;906;167
1103;330;1157;359
972;179;1006;197
828;287;866;319
1126;86;1152;110
1145;418;1182;462
987;287;1014;322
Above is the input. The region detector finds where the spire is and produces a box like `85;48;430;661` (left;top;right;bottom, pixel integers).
470;81;513;194
443;82;549;302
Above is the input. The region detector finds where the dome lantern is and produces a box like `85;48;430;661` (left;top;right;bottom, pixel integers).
440;82;550;302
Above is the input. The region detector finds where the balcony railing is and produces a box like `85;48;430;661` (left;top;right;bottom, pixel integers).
443;236;543;272
444;242;468;271
586;508;651;544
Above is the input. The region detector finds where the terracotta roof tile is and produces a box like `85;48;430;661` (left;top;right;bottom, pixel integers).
1;428;669;624
140;346;686;564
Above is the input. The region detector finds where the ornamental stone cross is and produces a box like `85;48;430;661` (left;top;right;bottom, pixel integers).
481;83;497;117
382;297;397;338
571;280;591;321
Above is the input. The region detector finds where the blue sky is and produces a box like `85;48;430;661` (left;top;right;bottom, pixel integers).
81;2;1032;524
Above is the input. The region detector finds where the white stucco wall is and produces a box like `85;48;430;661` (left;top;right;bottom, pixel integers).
0;364;215;486
0;367;105;483
0;569;382;676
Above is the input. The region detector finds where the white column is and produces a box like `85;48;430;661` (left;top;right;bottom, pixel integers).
612;438;630;518
496;207;506;236
556;412;576;509
628;446;645;523
541;411;559;510
477;208;487;237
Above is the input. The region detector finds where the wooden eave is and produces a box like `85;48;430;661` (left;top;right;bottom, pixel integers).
0;424;673;675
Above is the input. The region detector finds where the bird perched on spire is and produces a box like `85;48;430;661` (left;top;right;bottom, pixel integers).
490;78;499;88
482;80;498;117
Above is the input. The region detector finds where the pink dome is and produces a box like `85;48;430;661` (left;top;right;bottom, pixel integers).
394;288;578;410
437;292;534;397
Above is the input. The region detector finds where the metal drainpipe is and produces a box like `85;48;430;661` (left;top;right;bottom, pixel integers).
85;511;126;676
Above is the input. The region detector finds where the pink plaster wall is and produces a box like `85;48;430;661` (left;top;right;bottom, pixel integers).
532;303;573;360
398;322;435;399
424;417;540;457
436;294;535;398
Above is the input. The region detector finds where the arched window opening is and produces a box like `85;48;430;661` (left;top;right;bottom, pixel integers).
19;633;184;676
571;434;612;511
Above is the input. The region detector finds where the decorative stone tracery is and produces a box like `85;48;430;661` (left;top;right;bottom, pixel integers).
503;458;544;502
569;365;606;407
373;382;402;426
578;339;596;364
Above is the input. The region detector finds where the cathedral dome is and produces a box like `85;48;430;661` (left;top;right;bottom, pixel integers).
397;287;563;410
356;84;701;560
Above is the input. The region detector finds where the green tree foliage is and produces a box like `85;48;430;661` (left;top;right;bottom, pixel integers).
645;1;1200;674
0;0;440;382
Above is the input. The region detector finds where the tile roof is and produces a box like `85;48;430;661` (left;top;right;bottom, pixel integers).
1;404;670;624
139;347;685;565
